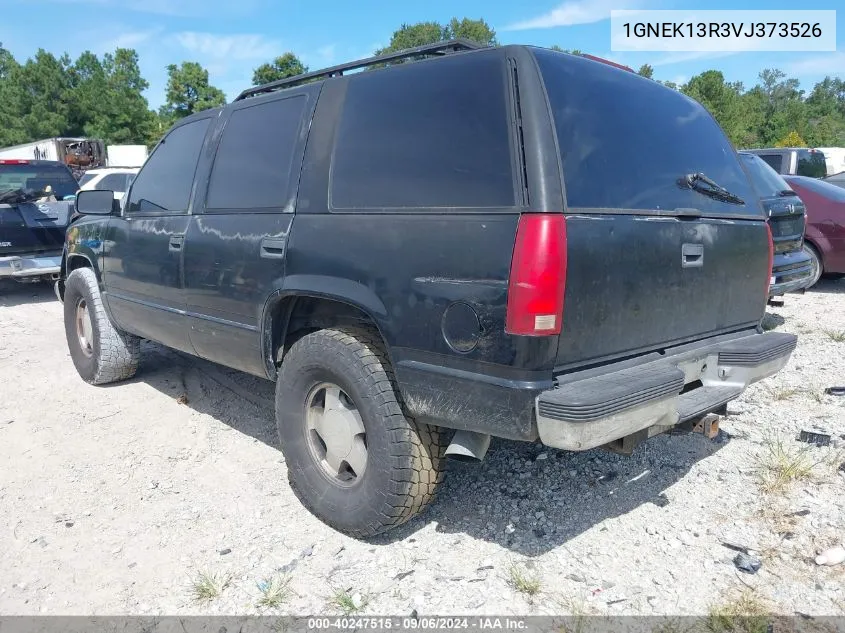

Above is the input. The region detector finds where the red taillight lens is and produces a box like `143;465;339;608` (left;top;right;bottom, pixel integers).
0;159;30;165
505;214;567;336
765;224;774;299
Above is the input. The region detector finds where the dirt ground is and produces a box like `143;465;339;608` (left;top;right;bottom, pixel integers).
1;279;843;617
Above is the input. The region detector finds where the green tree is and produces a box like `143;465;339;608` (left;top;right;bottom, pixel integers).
637;64;654;79
160;62;226;122
682;71;749;145
252;52;308;86
376;18;497;57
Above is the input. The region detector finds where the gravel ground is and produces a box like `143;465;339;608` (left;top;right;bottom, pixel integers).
0;279;843;617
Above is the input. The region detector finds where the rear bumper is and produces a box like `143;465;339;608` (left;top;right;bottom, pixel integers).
769;251;814;296
0;253;62;279
536;331;797;451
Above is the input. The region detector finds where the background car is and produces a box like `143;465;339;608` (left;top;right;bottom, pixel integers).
76;167;138;201
743;147;828;178
738;152;813;299
784;175;845;287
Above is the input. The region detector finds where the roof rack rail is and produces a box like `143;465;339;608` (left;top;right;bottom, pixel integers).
235;38;485;101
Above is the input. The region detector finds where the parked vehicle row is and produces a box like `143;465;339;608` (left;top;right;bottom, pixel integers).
59;41;802;538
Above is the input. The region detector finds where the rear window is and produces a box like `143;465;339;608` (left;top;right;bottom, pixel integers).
739;153;791;198
0;163;78;199
797;150;827;178
533;49;759;217
331;52;515;209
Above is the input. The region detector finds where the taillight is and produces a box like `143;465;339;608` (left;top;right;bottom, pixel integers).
0;159;30;165
765;224;774;299
505;214;567;336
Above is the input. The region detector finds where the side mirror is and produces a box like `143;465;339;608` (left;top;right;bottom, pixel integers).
75;189;116;215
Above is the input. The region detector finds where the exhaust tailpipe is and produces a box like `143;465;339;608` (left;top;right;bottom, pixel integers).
445;430;491;462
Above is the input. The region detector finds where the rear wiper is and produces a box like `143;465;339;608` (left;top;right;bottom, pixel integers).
679;172;745;205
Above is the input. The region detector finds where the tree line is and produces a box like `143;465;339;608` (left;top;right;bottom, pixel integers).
1;18;843;150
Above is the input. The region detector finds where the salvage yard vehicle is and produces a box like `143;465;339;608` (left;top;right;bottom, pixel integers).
737;152;813;299
784;175;845;288
743;147;828;179
77;167;139;201
0;159;78;282
58;41;797;538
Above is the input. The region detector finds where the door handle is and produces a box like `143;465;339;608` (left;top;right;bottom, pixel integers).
681;243;704;268
169;235;184;252
260;237;286;259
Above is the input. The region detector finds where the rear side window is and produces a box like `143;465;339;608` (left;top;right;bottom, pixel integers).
797;150;827;178
331;53;515;209
127;118;211;214
207;96;306;210
534;49;759;216
739;153;790;198
97;173;128;193
758;154;784;172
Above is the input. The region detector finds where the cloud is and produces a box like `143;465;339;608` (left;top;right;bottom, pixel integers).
505;0;645;30
786;52;845;76
42;0;260;17
173;32;281;61
105;28;165;51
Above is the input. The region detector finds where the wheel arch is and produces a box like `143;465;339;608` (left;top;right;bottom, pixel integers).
260;278;392;380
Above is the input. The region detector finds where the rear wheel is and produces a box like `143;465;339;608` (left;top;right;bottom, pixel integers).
803;244;823;288
63;267;140;384
275;326;445;538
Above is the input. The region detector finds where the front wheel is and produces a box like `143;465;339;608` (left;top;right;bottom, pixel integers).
275;326;445;538
803;244;823;289
63;267;140;384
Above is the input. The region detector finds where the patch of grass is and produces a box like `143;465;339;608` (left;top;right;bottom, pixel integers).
707;591;772;633
756;434;823;494
770;386;800;401
506;563;542;598
256;574;291;609
190;570;231;604
330;589;366;615
822;329;845;342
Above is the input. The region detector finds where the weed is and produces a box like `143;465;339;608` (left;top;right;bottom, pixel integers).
331;589;366;615
770;387;800;401
506;563;541;598
256;574;291;609
756;434;822;494
822;329;845;342
190;570;231;603
707;590;772;633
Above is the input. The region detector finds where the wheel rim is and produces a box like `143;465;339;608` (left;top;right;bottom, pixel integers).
305;382;368;486
75;298;94;357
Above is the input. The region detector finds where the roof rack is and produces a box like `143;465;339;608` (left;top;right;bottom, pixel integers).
235;39;485;101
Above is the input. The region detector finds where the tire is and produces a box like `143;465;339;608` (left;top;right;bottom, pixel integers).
275;326;445;538
803;243;823;289
63;267;140;385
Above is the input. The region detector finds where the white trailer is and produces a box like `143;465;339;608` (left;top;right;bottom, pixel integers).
0;137;106;177
816;147;845;176
106;145;148;168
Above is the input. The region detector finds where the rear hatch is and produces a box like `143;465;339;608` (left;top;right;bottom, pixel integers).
532;50;769;370
0;161;77;257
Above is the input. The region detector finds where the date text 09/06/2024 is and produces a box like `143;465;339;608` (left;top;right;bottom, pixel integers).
308;617;529;630
622;22;823;39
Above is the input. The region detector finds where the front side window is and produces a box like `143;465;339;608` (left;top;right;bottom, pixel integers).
126;118;211;214
331;52;515;209
759;154;784;172
206;96;306;210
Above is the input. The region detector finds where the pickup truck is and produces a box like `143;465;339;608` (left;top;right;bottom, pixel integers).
0;159;78;282
59;41;797;538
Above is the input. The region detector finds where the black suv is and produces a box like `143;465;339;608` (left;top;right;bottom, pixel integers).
60;41;796;537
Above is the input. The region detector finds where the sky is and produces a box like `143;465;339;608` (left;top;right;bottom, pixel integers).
1;0;843;109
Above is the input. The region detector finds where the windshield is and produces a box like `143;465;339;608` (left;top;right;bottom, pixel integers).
77;173;96;187
739;153;791;198
791;175;845;202
533;49;759;217
0;163;79;199
796;150;827;178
